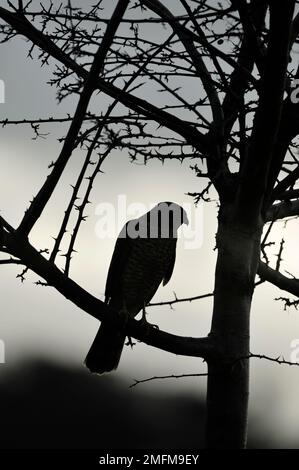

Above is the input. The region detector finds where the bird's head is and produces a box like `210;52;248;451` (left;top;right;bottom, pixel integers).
149;201;189;237
162;201;188;225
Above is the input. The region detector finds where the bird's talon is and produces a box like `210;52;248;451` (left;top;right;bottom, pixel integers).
125;336;136;349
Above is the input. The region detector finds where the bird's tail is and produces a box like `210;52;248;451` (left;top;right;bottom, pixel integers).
85;320;126;374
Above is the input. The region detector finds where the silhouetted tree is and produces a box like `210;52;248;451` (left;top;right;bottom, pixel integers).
1;0;299;449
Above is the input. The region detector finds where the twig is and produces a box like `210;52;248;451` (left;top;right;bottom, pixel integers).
64;143;113;276
130;372;208;388
275;297;299;310
148;291;214;308
275;238;285;271
0;258;23;265
130;352;299;388
17;0;131;236
249;352;299;367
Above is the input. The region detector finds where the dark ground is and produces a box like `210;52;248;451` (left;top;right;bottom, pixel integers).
0;360;277;449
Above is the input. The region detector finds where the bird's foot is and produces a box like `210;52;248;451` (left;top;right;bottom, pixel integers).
119;305;136;348
138;306;159;336
125;336;136;349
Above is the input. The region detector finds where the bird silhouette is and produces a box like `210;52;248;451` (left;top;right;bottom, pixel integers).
85;201;188;374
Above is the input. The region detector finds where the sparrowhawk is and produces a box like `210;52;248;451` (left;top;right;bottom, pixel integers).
85;201;188;373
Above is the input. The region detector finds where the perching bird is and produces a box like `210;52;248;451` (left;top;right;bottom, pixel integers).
85;201;188;374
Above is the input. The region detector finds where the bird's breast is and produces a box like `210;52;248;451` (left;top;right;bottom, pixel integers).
121;237;176;315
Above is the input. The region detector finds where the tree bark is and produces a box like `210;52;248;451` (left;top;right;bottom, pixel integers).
206;212;262;448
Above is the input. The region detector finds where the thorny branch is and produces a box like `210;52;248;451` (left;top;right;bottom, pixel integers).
130;352;299;388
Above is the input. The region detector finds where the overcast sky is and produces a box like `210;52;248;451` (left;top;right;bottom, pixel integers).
0;0;299;447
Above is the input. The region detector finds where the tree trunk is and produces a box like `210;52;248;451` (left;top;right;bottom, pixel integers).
206;212;263;448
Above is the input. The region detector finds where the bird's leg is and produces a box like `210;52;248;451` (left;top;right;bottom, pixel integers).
141;304;147;324
125;336;136;348
120;301;136;349
139;303;159;330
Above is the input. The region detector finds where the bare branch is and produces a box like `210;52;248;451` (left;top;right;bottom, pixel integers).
148;291;214;308
1;220;216;360
222;0;267;141
130;352;299;388
275;238;285;272
258;261;299;298
142;0;223;129
0;6;208;152
272;165;299;201
15;0;130;237
235;1;295;226
249;353;299;367
130;372;208;388
0;258;23;265
276;297;299;310
266;200;299;222
64;144;113;276
276;189;299;201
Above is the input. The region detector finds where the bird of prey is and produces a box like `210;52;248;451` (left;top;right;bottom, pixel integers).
85;201;188;374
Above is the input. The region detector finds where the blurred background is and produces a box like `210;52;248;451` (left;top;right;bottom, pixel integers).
0;0;299;449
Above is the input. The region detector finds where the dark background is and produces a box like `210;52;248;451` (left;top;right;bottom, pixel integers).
0;359;282;449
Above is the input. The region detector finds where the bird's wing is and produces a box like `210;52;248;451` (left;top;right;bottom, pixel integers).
162;240;177;286
104;221;133;303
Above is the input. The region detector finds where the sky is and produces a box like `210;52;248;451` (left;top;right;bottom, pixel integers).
0;0;299;448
